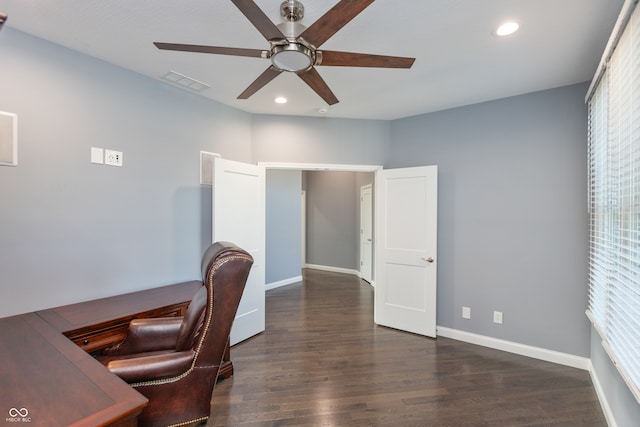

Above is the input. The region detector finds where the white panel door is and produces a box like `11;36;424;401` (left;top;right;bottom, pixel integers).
374;165;438;337
213;157;265;345
360;185;373;283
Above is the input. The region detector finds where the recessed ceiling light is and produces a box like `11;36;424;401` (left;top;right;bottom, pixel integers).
495;21;520;37
274;96;287;104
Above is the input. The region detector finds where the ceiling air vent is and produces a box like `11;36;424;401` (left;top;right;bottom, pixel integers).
160;71;210;93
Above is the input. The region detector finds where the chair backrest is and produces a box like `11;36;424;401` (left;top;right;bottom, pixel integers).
175;241;253;366
175;286;207;351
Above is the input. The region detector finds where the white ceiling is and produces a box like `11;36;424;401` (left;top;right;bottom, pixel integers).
0;0;623;120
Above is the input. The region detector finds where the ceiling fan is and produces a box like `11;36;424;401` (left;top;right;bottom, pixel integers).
154;0;415;106
0;13;7;30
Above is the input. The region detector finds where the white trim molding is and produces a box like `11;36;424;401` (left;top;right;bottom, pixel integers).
266;275;302;291
588;360;618;427
259;162;382;172
436;326;591;371
304;264;360;277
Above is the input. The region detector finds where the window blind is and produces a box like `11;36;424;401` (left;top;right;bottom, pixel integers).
587;2;640;403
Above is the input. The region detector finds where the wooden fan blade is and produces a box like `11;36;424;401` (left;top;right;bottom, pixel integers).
319;50;415;68
299;0;374;48
238;67;282;99
154;42;265;58
231;0;286;41
298;68;339;105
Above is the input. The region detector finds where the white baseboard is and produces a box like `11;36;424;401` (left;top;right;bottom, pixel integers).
588;360;618;427
266;275;302;291
436;326;591;371
304;264;360;276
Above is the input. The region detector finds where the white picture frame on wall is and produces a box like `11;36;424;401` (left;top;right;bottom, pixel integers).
0;111;17;166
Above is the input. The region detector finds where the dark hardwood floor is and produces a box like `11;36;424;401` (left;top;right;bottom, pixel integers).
207;269;606;426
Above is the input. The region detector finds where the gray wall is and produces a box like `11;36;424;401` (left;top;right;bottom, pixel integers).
251;115;389;165
265;169;302;283
304;171;359;270
388;83;590;357
0;29;252;316
301;171;375;272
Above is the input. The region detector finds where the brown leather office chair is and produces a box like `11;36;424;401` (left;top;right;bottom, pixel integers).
98;241;253;427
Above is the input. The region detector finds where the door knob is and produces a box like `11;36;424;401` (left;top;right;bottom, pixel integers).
422;257;434;263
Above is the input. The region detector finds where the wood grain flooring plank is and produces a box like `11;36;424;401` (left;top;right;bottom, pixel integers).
207;269;605;426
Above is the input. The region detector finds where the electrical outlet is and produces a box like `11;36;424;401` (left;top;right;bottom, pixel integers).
493;311;503;324
105;149;123;167
462;306;471;319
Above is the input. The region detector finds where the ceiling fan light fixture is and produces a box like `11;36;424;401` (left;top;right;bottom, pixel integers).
274;96;288;104
271;43;313;72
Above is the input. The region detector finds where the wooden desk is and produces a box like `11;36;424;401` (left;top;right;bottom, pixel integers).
0;280;234;426
37;280;234;378
0;313;146;426
39;281;202;353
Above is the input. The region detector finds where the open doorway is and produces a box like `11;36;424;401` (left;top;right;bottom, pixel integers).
303;170;374;278
264;162;438;339
263;163;380;290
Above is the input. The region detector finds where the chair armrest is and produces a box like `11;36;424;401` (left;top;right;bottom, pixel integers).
102;317;183;356
106;350;196;384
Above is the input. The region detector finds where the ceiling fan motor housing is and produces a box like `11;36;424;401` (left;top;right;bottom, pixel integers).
280;0;304;22
276;0;307;39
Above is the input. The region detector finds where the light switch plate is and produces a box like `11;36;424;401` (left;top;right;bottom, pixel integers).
91;147;104;164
